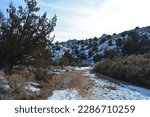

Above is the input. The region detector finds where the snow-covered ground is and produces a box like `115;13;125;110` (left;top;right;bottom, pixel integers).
74;66;92;71
25;82;40;95
48;89;81;100
84;71;150;100
0;74;11;93
48;67;150;100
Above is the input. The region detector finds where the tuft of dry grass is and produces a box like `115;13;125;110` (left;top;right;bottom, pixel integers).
4;70;35;99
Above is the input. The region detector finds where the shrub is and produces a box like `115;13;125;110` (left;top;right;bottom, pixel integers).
103;49;117;59
1;65;54;99
33;68;48;81
122;31;150;55
93;54;103;62
4;68;35;99
93;54;150;89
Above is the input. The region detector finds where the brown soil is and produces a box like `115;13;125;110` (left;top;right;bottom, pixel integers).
37;70;94;99
59;71;94;97
36;74;64;99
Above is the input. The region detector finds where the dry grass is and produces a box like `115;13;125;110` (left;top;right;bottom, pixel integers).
3;69;35;99
1;66;54;100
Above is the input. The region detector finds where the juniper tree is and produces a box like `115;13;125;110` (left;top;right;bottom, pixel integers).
0;0;57;69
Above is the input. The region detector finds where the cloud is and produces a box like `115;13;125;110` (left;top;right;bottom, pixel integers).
1;0;150;42
38;0;107;41
39;0;150;42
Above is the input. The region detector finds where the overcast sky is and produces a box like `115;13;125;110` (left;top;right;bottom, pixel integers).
1;0;150;42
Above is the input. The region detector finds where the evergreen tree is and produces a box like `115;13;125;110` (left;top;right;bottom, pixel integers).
0;0;57;69
93;54;102;62
104;49;117;59
108;39;112;46
122;32;139;55
122;31;150;55
61;51;72;65
138;36;150;54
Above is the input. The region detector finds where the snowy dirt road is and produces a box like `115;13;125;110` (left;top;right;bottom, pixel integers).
48;67;150;100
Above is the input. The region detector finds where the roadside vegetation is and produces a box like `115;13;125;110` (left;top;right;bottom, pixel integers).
93;53;150;89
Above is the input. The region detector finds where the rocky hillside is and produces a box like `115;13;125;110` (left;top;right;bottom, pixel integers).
49;26;150;66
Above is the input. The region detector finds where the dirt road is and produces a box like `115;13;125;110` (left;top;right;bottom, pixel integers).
58;70;94;97
47;67;150;100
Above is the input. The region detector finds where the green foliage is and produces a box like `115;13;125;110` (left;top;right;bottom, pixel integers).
122;32;140;55
88;50;93;57
79;52;87;60
93;53;150;89
106;35;111;39
0;0;57;69
103;49;117;59
58;50;76;66
138;36;150;54
93;37;98;41
108;39;112;46
122;31;150;55
92;46;98;52
99;38;107;44
33;68;47;81
93;54;102;62
116;38;123;47
61;51;71;66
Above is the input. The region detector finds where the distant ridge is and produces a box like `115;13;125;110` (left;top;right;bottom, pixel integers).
49;26;150;66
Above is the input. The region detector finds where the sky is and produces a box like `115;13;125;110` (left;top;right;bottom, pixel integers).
1;0;150;42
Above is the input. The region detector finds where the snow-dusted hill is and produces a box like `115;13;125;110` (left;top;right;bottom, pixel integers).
49;26;150;66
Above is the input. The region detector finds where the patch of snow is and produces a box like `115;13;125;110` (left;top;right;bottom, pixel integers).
0;75;5;80
74;67;92;71
105;85;150;100
48;89;81;100
2;85;11;92
0;73;11;93
0;70;4;76
84;71;150;100
49;66;75;74
25;82;40;94
83;71;99;81
124;85;150;96
84;49;89;56
25;85;40;93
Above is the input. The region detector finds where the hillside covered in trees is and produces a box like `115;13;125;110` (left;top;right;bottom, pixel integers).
49;26;150;66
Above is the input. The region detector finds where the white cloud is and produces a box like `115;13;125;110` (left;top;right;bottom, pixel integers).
39;0;150;42
51;0;150;40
